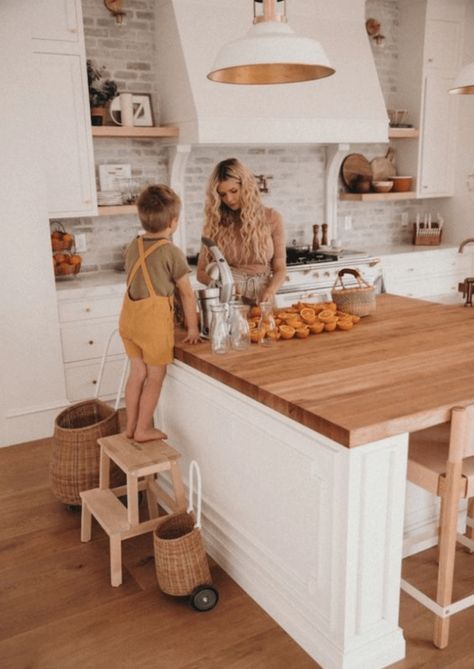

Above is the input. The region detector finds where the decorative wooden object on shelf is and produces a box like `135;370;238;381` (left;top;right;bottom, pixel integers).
98;205;136;216
92;126;178;138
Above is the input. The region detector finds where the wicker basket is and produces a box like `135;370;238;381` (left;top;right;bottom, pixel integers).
331;268;376;317
154;511;211;596
153;461;212;597
50;399;121;505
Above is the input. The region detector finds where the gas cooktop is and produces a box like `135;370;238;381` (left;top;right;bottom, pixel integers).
286;248;338;266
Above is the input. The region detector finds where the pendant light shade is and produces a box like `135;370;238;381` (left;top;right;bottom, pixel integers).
207;1;335;85
449;61;474;95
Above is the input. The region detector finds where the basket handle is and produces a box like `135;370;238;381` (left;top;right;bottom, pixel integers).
94;328;127;408
332;267;371;290
187;460;202;529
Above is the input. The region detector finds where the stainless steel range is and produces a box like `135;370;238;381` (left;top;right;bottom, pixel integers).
275;247;382;308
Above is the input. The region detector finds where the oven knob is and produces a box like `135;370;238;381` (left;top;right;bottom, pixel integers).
324;271;330;277
314;272;319;278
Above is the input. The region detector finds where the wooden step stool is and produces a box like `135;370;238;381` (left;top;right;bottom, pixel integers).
80;433;186;586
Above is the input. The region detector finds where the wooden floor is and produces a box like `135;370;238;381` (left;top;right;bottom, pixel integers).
1;437;474;669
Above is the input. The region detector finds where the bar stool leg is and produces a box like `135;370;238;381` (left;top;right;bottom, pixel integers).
466;497;474;546
433;490;459;648
110;534;122;587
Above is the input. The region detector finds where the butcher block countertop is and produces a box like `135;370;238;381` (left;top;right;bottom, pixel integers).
174;294;474;447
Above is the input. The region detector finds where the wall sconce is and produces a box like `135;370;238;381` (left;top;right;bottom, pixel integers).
104;0;126;26
366;18;385;47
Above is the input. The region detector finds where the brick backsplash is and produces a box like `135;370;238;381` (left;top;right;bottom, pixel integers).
57;0;438;272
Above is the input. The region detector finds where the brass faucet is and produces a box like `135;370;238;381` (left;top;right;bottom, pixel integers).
458;238;474;253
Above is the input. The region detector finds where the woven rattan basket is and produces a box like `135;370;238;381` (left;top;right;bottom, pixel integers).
154;511;212;596
331;268;376;317
50;399;121;505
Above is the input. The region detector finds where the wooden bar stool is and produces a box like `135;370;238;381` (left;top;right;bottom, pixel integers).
80;433;187;586
401;404;474;648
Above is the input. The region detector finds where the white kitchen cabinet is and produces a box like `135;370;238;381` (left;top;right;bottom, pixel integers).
381;247;472;300
395;0;466;198
57;294;125;402
32;0;97;218
30;0;80;45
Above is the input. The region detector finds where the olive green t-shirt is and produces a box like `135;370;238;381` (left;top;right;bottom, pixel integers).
125;237;190;300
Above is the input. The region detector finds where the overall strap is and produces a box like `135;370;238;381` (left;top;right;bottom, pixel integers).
127;238;169;297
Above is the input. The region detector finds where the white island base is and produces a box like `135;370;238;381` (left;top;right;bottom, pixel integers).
160;361;408;669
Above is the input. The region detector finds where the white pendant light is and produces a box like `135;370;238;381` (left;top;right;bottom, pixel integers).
449;61;474;95
207;0;335;85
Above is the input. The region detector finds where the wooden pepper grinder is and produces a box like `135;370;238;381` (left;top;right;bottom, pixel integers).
321;223;328;247
312;224;320;251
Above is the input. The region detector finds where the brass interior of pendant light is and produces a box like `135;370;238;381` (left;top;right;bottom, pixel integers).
207;0;335;85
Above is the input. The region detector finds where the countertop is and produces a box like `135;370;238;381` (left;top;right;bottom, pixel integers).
174;294;474;447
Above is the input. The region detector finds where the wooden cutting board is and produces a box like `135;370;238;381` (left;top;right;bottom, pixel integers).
341;153;372;191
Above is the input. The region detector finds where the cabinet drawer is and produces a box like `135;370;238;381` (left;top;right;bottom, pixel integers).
58;296;123;323
61;321;124;363
64;356;126;402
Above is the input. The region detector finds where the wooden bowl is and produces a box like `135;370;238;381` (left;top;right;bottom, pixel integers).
372;180;393;193
391;176;413;192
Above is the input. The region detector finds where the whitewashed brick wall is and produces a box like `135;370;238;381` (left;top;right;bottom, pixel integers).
57;0;439;272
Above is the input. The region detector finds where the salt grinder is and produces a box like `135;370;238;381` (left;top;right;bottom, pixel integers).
321;223;328;247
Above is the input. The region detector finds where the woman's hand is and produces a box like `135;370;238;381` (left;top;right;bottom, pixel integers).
260;289;275;304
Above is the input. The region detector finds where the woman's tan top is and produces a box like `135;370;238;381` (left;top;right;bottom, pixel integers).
197;207;286;278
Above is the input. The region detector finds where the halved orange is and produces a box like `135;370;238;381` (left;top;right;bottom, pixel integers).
295;326;310;338
324;320;337;332
249;305;261;318
279;324;296;339
308;321;325;334
250;329;263;343
300;307;316;324
351;314;361;324
337;319;353;331
318;309;337;323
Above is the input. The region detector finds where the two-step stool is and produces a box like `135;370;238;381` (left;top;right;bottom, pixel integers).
80;433;187;586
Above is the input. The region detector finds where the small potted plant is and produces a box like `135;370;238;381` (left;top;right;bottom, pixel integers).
87;59;118;126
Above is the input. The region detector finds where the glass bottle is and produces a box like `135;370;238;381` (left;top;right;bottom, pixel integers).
229;302;250;351
209;304;230;354
258;301;278;347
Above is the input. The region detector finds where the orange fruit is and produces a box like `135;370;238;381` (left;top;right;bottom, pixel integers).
250;329;263;343
279;324;296;339
300;307;316;324
70;254;82;266
51;230;62;240
285;318;303;329
318;309;337;323
247;320;257;330
337;319;353;331
53;253;66;265
51;238;63;252
351;314;361;324
295;326;310;338
327;302;337;312
308;321;325;334
249;305;261;318
324;320;337;332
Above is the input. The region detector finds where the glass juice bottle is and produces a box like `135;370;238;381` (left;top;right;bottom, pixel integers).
209;304;230;354
229;302;250;351
258;301;278;346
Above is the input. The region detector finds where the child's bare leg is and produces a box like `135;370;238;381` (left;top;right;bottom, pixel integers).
133;364;168;442
124;357;147;439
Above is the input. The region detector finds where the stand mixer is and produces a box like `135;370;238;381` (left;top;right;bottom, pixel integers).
196;237;234;338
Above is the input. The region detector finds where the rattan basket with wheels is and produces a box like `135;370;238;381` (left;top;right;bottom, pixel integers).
50;399;122;505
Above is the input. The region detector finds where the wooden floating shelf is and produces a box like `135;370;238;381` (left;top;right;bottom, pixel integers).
98;205;137;216
339;191;417;202
388;127;419;139
92;126;179;138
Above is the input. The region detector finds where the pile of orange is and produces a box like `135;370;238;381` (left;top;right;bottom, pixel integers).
247;301;361;343
51;226;82;278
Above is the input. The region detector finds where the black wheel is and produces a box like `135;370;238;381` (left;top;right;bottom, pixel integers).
190;585;219;612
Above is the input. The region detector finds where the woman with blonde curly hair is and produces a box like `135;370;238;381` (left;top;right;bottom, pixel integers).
196;158;286;304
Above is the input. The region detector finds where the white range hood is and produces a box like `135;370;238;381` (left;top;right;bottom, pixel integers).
155;0;388;145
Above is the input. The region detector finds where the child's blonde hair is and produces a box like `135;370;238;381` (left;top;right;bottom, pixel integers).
137;184;181;233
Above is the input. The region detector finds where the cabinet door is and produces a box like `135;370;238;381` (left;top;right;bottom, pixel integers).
418;73;457;197
34;51;97;217
31;0;79;46
424;18;464;71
